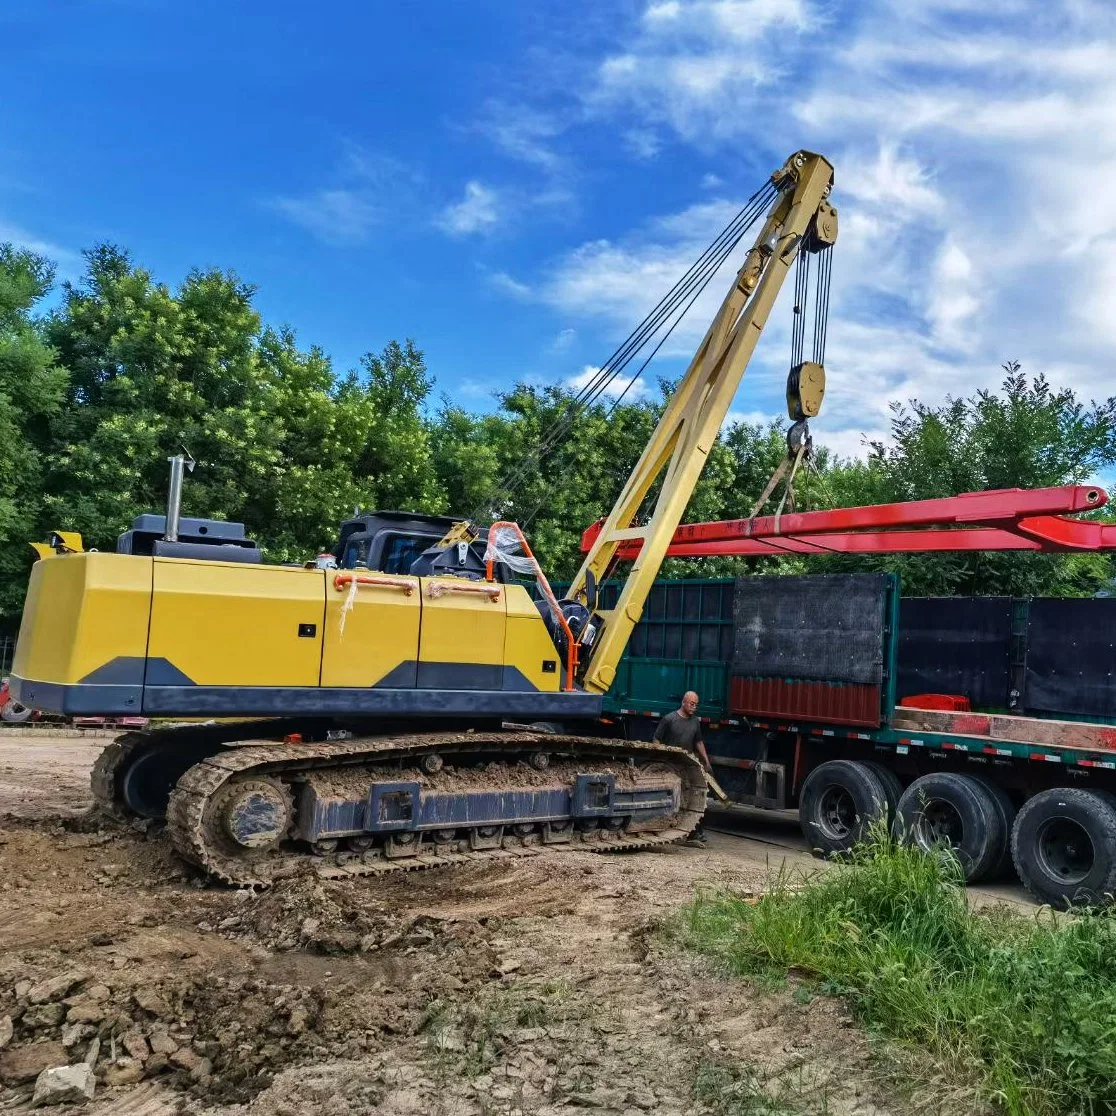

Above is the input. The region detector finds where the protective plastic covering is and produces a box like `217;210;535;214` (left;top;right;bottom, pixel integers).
484;524;542;579
339;575;359;636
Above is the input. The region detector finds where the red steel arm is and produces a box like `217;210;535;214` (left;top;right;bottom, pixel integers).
580;486;1116;559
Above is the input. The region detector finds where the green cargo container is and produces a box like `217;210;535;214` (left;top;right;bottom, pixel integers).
603;657;729;719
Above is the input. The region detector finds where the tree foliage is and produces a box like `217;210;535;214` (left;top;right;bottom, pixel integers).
1;242;1114;634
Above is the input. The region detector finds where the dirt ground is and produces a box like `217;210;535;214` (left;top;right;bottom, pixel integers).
0;733;987;1116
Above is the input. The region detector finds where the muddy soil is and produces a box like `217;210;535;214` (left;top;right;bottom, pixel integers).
0;734;980;1116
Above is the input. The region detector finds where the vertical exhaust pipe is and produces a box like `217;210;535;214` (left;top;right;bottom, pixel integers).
164;448;195;542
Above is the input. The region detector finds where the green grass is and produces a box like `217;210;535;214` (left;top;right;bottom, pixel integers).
676;831;1116;1116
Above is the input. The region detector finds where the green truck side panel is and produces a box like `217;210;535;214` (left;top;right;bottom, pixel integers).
592;574;1116;774
592;573;901;727
603;658;729;719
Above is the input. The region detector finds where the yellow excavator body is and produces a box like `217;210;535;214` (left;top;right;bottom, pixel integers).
13;551;569;720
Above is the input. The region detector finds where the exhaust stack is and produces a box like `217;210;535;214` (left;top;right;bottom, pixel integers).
164;449;196;542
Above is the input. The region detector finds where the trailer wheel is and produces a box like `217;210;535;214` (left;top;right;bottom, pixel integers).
799;760;889;857
863;762;904;820
1012;788;1116;909
972;776;1017;880
893;772;1004;883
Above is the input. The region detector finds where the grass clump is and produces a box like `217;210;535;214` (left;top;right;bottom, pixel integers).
693;1059;808;1115
678;830;1116;1116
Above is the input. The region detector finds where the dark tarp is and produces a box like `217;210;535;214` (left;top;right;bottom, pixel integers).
897;597;1013;708
731;573;887;684
1024;598;1116;718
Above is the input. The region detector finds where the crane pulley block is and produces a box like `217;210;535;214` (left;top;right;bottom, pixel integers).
807;201;838;250
786;360;826;420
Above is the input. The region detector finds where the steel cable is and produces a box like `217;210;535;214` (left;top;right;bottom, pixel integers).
471;181;779;521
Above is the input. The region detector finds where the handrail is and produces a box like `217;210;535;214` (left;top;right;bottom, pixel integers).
333;573;415;595
425;581;502;602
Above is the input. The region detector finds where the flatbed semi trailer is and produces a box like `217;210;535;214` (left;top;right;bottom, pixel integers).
566;574;1116;908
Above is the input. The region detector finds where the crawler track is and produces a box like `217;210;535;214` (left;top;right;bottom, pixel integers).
97;729;706;887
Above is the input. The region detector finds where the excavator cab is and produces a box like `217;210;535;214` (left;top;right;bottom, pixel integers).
333;511;507;582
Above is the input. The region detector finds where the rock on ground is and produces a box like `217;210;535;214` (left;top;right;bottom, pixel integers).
0;1040;69;1085
31;1062;96;1106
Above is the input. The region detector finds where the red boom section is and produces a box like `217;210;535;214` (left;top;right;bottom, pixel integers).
580;485;1116;559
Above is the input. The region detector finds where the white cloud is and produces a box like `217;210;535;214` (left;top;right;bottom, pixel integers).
271;189;379;245
624;128;662;160
536;198;770;359
725;408;776;428
567;363;650;401
485;269;531;299
588;0;815;141
535;0;1116;457
926;239;979;347
474;101;566;171
549;328;577;353
700;173;724;190
437;181;501;236
0;221;81;277
838;144;944;214
270;148;422;244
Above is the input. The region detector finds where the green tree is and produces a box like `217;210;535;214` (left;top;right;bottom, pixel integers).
0;245;67;623
433;383;662;580
43;245;280;544
41;247;446;568
6;234;1114;628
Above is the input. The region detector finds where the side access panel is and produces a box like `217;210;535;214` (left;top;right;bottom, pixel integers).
503;584;561;692
416;576;508;690
321;575;421;688
146;559;325;694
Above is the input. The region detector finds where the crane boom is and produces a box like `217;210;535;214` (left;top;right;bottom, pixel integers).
570;150;836;693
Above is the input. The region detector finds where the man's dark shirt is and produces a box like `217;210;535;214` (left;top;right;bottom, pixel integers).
653;710;703;753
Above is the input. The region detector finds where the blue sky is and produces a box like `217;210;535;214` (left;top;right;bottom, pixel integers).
3;0;1114;459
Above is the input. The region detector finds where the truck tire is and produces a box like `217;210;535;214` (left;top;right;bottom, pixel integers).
863;762;904;820
893;772;1004;883
799;760;889;857
1011;788;1116;909
1;699;33;724
972;776;1017;880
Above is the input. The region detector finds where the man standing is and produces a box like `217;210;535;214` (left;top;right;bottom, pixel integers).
653;690;711;846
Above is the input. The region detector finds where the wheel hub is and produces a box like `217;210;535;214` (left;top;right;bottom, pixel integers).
218;780;292;849
818;786;855;840
916;800;964;851
1037;816;1095;885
